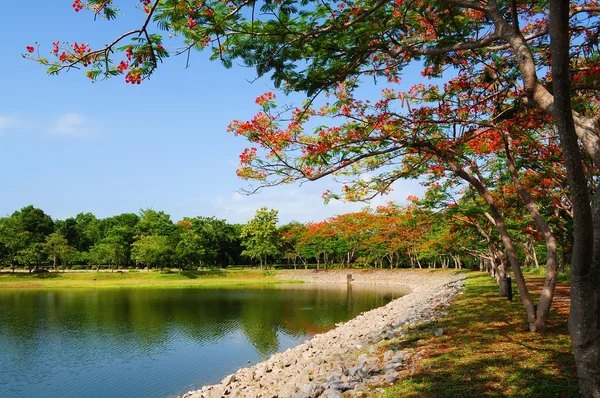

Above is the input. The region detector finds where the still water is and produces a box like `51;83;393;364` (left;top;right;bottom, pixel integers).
0;283;407;398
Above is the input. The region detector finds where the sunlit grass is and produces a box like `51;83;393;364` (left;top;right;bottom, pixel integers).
380;273;579;398
0;269;300;289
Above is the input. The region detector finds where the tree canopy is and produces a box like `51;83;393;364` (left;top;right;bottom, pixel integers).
25;1;600;394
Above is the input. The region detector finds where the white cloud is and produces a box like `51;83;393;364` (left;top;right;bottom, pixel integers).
196;178;426;224
0;115;27;135
49;113;97;139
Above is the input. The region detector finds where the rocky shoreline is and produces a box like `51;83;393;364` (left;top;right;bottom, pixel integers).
183;270;466;398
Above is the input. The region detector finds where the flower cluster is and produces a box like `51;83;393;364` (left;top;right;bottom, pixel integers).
125;69;142;84
72;0;84;12
255;92;276;106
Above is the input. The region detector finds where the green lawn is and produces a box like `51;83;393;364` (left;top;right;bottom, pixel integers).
379;273;579;397
0;269;297;289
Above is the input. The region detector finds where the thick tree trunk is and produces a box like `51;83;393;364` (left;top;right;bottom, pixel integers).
550;2;600;395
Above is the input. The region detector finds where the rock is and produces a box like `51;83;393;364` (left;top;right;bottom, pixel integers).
383;350;394;362
383;362;403;372
385;374;398;383
325;374;341;385
364;363;381;375
207;384;226;398
292;382;325;398
391;352;406;363
347;366;368;382
433;328;444;337
321;388;343;398
180;272;466;398
221;374;236;386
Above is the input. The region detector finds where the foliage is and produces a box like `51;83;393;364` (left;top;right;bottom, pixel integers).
241;207;281;269
131;235;173;269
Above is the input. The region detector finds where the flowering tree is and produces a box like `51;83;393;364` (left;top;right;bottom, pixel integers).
29;1;600;393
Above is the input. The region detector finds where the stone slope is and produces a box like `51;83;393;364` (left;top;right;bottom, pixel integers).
183;270;465;398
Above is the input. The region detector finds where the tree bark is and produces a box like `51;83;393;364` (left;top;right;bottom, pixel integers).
502;130;558;332
445;160;537;327
549;1;600;395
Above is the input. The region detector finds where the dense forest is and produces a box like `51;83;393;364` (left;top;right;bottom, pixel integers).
0;196;571;274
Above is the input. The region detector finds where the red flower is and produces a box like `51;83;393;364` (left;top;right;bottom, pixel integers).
26;46;35;53
117;60;129;73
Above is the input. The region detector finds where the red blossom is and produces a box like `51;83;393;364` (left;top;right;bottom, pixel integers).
255;92;276;106
72;0;84;12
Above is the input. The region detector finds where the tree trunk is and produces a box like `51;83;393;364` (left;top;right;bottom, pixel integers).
502;129;558;332
549;3;600;395
497;253;508;297
449;162;536;328
531;239;540;269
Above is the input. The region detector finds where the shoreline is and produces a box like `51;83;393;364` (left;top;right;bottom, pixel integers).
183;270;466;398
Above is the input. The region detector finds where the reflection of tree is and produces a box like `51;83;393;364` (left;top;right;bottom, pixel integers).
240;290;280;357
346;284;353;312
0;285;405;363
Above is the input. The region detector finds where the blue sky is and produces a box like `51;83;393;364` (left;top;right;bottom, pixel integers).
0;2;425;224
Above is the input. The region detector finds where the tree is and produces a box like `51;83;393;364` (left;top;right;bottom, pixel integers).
280;221;306;269
175;222;205;271
29;1;600;393
549;2;599;394
74;212;102;252
130;235;173;270
102;225;136;268
0;217;28;271
11;205;54;244
17;243;47;272
136;209;175;237
241;208;280;269
43;232;72;272
88;243;112;270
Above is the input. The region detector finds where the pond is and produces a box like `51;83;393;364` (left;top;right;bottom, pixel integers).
0;283;408;398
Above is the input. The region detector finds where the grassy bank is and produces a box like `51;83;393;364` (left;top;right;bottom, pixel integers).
380;273;579;398
0;269;298;289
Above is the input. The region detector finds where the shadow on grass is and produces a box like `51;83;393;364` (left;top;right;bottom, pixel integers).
0;271;61;279
381;273;580;398
179;269;228;279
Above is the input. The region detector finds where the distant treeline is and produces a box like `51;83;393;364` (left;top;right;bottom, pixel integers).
0;202;559;272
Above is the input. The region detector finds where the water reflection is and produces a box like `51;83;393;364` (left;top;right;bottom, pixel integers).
0;284;407;398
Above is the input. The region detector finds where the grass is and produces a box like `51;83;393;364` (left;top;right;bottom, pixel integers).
0;269;300;289
522;266;571;283
378;272;579;398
